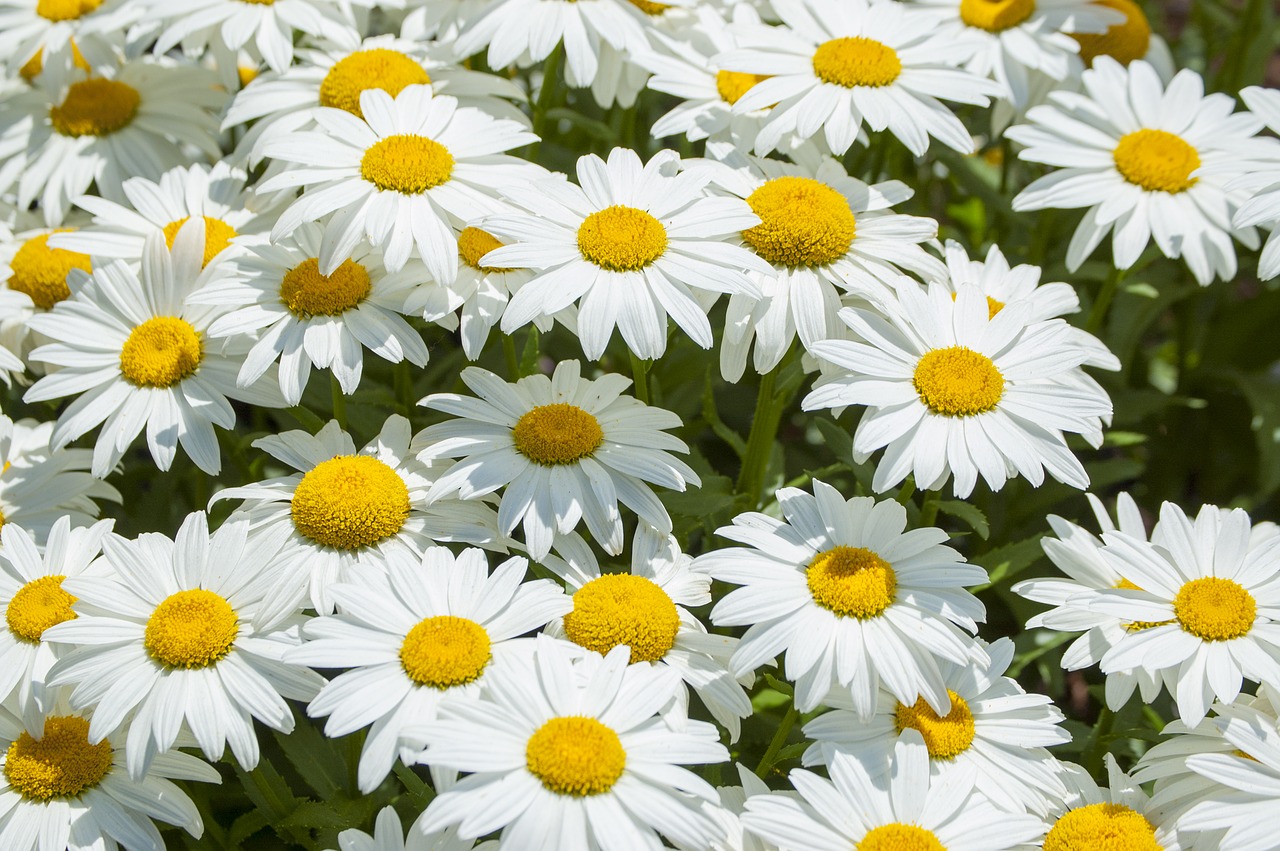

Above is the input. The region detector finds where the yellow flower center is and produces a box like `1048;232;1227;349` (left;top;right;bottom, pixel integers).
576;205;668;271
511;403;605;466
238;65;259;87
950;291;1005;320
49;79;140;138
161;216;238;268
238;0;274;4
715;70;771;106
5;575;77;643
1114;580;1175;631
118;316;203;388
144;589;239;669
627;0;668;14
278;257;372;317
1113;129;1200;194
7;232;89;310
742;176;856;267
35;0;102;21
959;0;1035;31
1173;577;1255;641
562;574;681;664
807;545;897;619
913;346;1005;417
360;134;454;194
458;226;515;273
893;690;976;759
1044;803;1162;851
811;37;902;88
858;823;946;851
319;49;431;118
3;716;112;801
1073;0;1150;66
399;615;492;688
525;716;626;797
290;455;411;550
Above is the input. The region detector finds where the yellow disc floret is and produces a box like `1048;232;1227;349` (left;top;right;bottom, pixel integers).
458;226;515;273
360;134;454;194
1073;0;1151;66
807;545;897;619
290;455;411;550
627;0;668;14
1113;129;1200;194
960;0;1036;31
562;574;681;663
526;716;626;796
576;205;668;271
715;70;771;106
1044;802;1162;851
858;824;947;851
7;232;90;309
279;257;372;317
49;79;140;138
6;575;77;643
319;50;431;118
894;690;976;759
1173;577;1255;641
811;37;902;88
118;317;203;388
511;403;605;466
399;616;492;688
36;0;102;22
3;716;112;801
162;216;238;268
144;588;239;669
913;346;1005;417
742;176;856;267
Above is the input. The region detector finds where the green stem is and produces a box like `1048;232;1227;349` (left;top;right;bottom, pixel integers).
394;359;414;415
918;489;941;528
629;353;651;404
1086;267;1124;335
503;335;521;380
736;365;783;507
755;701;799;779
1084;705;1114;780
530;43;563;151
330;372;347;430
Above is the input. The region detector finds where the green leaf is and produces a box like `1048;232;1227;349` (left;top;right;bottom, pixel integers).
1223;369;1280;497
813;416;853;464
278;800;356;832
971;534;1045;592
272;721;345;800
227;811;269;846
936;500;989;540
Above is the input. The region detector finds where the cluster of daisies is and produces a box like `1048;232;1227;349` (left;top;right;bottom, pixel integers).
0;0;1277;847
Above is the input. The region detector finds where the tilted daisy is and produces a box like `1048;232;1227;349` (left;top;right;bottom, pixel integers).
24;223;287;477
189;222;430;405
413;637;731;850
1232;86;1280;280
211;416;501;616
718;0;1000;156
694;479;988;716
485;147;769;360
803;281;1114;498
327;805;498;851
0;225;92;357
0;0;136;78
257;85;539;285
0;416;120;539
1045;756;1181;850
1008;57;1271;286
42;511;325;777
1069;0;1175;76
414;360;699;560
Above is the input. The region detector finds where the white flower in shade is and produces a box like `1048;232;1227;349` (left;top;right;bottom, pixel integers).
741;732;1046;851
1232;86;1280;280
803;281;1114;498
414;360;699;560
542;525;753;740
694;479;987;716
484;147;769;360
1084;501;1280;726
1008;58;1272;286
24;223;286;477
257;85;539;285
0;0;136;78
1048;755;1182;851
0;696;219;851
327;805;498;851
412;636;731;850
189;222;430;405
717;0;1000;156
0;225;92;356
42;511;325;777
286;547;570;793
803;637;1070;816
0;416;120;539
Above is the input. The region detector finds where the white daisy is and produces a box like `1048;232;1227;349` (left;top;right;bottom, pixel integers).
1232;86;1280;280
0;0;136;78
484;147;769;360
693;478;988;716
327;804;498;851
1008;57;1272;286
0;225;92;358
286;547;570;792
706;764;780;851
412;636;731;850
414;360;699;560
0;416;120;539
1047;754;1183;850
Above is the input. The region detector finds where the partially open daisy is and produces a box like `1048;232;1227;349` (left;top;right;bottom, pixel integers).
413;637;731;850
415;360;699;560
1232;86;1280;281
0;416;120;540
803;281;1114;498
258;85;539;285
1049;755;1181;851
287;547;570;792
718;0;1000;156
485;147;768;360
694;479;988;716
329;805;497;851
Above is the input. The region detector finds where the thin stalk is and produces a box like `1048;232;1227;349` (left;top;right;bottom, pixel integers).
330;373;347;430
918;489;941;528
754;701;799;779
1086;266;1124;335
503;334;521;380
529;43;563;155
736;365;782;507
629;353;651;404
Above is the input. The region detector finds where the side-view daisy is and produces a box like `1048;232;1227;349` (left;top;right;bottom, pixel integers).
1049;755;1182;850
1233;85;1280;280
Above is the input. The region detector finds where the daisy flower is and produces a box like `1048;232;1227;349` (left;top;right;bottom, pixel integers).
717;0;1000;156
414;360;699;560
483;147;769;360
0;416;120;539
412;637;731;850
741;732;1047;851
1008;57;1271;286
328;805;497;851
1232;86;1280;280
42;511;325;777
189;222;430;405
24;223;287;477
0;225;92;357
1046;754;1182;850
0;0;136;78
211;415;501;616
257;85;539;285
286;547;571;793
1069;0;1175;75
693;479;988;716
